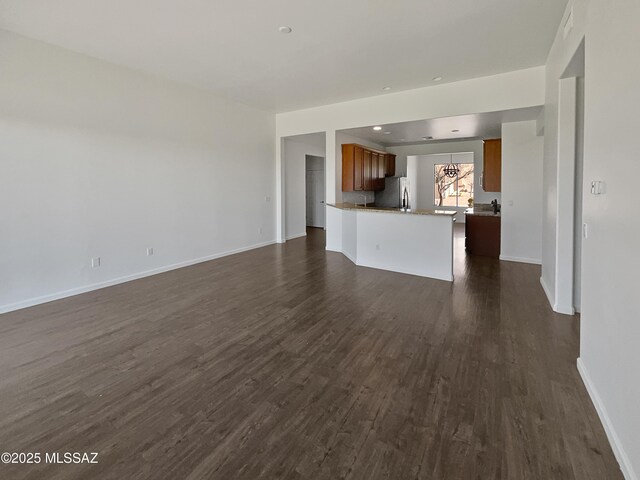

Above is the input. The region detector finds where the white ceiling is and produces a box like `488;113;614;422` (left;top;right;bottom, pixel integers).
0;0;567;112
341;107;543;146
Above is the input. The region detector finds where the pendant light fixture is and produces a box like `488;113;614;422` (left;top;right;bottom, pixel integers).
443;162;460;178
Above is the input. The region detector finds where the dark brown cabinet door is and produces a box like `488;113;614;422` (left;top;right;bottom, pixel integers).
342;144;365;191
483;139;501;192
371;152;383;190
363;149;372;191
385;154;396;177
354;145;364;191
465;215;501;257
377;154;386;189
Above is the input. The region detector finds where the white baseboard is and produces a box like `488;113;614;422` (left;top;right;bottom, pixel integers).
554;303;575;315
500;255;541;265
577;358;637;480
342;250;357;264
285;232;307;241
357;259;453;282
540;275;555;309
0;239;276;315
334;249;453;282
539;275;575;315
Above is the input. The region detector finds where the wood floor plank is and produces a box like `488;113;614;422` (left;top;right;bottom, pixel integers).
0;226;623;479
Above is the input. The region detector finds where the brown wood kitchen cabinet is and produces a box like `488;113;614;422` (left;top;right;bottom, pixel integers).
465;214;501;258
372;151;385;190
482;138;502;192
371;151;379;190
363;149;372;190
385;154;395;177
342;143;396;192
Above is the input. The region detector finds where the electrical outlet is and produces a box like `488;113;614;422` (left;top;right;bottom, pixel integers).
146;248;154;256
264;196;271;202
258;227;263;235
91;257;101;268
583;223;589;239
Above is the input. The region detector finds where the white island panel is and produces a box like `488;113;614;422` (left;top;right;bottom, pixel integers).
342;210;358;263
326;206;342;252
356;211;453;281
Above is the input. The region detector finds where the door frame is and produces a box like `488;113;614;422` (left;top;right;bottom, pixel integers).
278;132;328;243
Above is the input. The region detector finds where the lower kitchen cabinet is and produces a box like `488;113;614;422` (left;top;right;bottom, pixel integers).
465;214;501;258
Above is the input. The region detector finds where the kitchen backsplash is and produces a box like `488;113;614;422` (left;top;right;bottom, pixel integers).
342;191;375;205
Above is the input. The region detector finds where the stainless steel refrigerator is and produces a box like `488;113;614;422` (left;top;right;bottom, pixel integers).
375;177;411;209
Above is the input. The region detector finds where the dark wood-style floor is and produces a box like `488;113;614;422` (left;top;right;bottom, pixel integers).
0;226;622;480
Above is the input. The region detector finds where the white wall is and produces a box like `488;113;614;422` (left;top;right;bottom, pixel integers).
0;30;276;312
500;121;543;264
578;1;640;478
388;139;498;205
543;1;640;479
335;131;385;205
283;133;325;239
276;67;545;137
407;152;473;223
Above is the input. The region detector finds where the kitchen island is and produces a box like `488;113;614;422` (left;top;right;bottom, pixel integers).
326;203;457;281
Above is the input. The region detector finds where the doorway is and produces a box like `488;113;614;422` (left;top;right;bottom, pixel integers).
305;155;325;228
282;132;326;241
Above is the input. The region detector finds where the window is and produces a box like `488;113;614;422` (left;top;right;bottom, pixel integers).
434;162;474;207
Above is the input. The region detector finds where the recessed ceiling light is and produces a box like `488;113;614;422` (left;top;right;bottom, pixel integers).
382;86;392;91
373;126;382;131
433;76;443;82
400;138;405;141
422;136;434;140
451;129;460;133
384;131;391;135
278;26;293;34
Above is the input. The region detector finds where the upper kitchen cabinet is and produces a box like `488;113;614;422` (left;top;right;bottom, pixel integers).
342;144;392;192
373;151;386;190
482;139;502;192
385;154;396;177
363;149;373;190
342;144;364;191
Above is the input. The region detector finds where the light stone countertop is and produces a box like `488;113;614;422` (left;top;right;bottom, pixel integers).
464;208;501;217
328;203;457;217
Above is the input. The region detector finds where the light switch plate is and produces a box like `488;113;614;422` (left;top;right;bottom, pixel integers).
590;181;605;195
